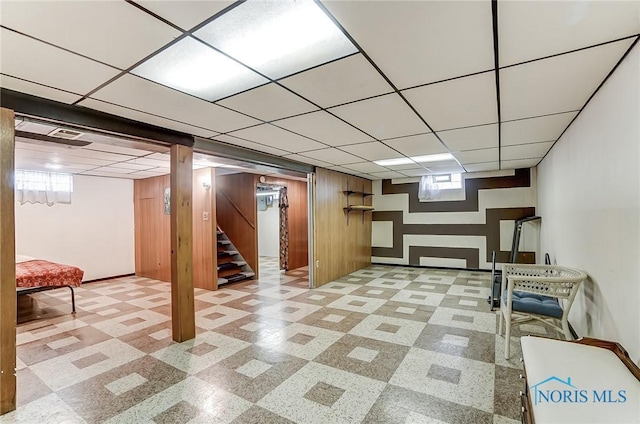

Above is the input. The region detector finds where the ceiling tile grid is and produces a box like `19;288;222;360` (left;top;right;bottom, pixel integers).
329;93;428;140
273;111;373;147
3;1;638;180
0;0;181;69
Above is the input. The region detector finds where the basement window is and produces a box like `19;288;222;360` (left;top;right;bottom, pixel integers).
15;169;73;206
434;173;462;190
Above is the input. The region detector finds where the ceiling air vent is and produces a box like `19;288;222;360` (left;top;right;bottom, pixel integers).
48;128;84;140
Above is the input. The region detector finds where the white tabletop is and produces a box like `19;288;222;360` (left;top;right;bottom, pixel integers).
521;336;640;424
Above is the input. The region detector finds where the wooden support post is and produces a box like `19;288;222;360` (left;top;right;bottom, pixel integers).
170;144;195;342
0;108;16;414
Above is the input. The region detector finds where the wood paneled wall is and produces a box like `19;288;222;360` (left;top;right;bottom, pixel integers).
134;174;171;282
314;168;372;286
192;168;217;290
263;177;308;271
216;173;259;277
134;169;217;289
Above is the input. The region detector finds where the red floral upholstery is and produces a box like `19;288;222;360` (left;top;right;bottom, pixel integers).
16;260;83;288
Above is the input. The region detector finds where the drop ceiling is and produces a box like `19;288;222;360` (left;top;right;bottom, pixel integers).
1;0;638;180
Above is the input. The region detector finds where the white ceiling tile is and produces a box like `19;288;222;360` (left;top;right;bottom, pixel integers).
15;139;136;162
274;111;372;146
0;1;181;69
454;148;499;165
502;142;554;161
136;1;234;30
324;1;494;89
211;134;290;156
16;146;113;167
403;72;498;131
424;164;466;175
399;168;431;177
500;39;634;121
502;112;578;146
279;54;393;107
132;37;268;102
438;124;498;152
194;0;357;79
298;148;363;165
327;165;358;175
383;133;447;157
228;124;325;153
0;28;119;95
369;171;406;179
218;83;318;121
101;161;155;171
127;157;171;168
464;162;500;173
339;142;403;161
501;158;540;170
499;1;640;67
282;154;333;169
1;75;82;104
80;136;162;156
88;75;260;133
79;170;134;179
329;93;427;140
15;121;58;135
383;163;422;171
78;98;218;138
343;162;388;173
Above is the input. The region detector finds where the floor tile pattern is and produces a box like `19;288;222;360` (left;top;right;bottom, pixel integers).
6;263;562;423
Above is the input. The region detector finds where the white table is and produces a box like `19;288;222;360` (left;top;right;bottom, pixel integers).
520;336;640;423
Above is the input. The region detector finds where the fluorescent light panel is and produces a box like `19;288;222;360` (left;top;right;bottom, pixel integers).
374;153;454;167
132;37;268;101
194;0;357;79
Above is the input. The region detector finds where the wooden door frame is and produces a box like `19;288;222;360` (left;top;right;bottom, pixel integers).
0;107;17;414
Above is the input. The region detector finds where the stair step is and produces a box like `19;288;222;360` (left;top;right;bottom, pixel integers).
232;261;247;266
217;239;231;245
217;250;238;257
218;262;242;272
219;267;244;277
218;273;252;285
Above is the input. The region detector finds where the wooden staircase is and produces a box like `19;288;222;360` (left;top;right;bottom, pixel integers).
217;226;255;286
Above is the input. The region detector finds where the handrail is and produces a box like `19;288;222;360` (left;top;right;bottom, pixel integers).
219;190;255;229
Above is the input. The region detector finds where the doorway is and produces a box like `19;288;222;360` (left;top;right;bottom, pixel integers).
255;176;309;283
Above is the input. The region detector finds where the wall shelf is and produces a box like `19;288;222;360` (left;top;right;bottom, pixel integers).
343;185;374;224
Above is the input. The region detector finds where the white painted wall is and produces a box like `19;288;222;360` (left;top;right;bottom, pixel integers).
15;175;135;281
537;43;640;362
258;204;279;257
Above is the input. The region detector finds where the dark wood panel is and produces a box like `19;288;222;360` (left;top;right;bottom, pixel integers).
216;173;258;277
0;107;16;414
314;168;372;286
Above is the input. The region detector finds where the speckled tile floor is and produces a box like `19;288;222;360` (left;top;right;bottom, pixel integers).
3;264;564;423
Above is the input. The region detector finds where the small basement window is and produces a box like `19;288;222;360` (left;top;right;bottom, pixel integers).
434;173;462;190
15;169;73;206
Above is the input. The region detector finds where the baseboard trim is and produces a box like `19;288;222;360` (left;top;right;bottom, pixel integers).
370;262;489;273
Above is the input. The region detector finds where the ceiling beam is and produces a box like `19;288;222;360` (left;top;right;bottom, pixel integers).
1;88;194;147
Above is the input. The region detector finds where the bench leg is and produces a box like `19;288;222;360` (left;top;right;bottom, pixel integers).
67;286;76;314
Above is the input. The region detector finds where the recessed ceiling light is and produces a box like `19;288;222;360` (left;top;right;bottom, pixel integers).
373;157;415;166
410;153;454;163
194;0;357;79
132;37;268;101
